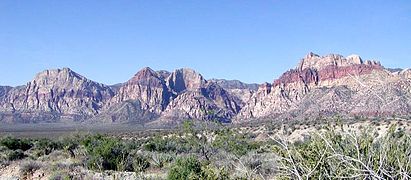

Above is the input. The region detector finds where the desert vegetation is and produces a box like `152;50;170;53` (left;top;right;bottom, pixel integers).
0;120;410;179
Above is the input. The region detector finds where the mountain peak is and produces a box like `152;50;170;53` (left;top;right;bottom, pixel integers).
297;53;380;71
304;52;320;59
166;68;207;93
32;68;85;85
133;67;157;78
127;67;165;87
346;54;363;64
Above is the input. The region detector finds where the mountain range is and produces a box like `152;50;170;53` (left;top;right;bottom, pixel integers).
1;52;410;124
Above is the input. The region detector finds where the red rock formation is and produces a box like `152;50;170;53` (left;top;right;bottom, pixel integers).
236;53;406;121
274;64;383;86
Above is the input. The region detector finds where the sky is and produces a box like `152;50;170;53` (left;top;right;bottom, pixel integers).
0;0;410;86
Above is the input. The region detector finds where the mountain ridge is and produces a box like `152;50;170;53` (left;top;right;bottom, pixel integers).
1;53;410;124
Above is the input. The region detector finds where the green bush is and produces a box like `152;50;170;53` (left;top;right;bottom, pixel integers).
132;153;150;172
49;171;71;180
167;156;202;180
143;136;171;152
143;136;191;153
200;164;230;180
81;135;129;171
6;149;26;161
0;137;33;151
212;128;260;157
59;136;80;158
150;152;174;168
33;139;64;157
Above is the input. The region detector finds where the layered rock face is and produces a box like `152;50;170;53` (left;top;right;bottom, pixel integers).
0;86;12;100
160;69;241;122
400;69;411;79
107;67;171;114
1;53;410;124
0;68;114;122
161;81;241;122
97;68;241;123
237;53;410;121
209;79;258;91
166;68;206;93
0;67;244;123
96;67;172;123
209;79;258;104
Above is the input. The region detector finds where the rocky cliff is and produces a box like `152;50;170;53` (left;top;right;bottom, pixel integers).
95;67;173;123
209;79;258;104
94;68;242;123
107;67;171;114
0;68;114;123
236;53;411;121
161;81;241;122
0;86;12;100
1;53;410;124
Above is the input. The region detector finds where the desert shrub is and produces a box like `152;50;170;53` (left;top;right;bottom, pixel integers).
167;155;202;180
150;152;174;168
143;135;192;154
19;160;42;177
273;125;411;179
59;136;80;158
49;171;71;180
0;136;32;151
232;152;277;179
200;164;230;180
32;138;64;157
81;135;129;171
6;149;26;161
212;128;260;157
209;150;237;172
131;153;150;172
143;136;175;152
181;121;214;161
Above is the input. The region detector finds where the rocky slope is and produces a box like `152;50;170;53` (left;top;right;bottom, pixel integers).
236;53;411;121
0;68;115;123
94;67;173;123
0;86;12;100
107;67;172;114
209;79;258;104
94;68;242;123
209;79;258;91
160;81;241;122
159;69;242;122
0;53;410;124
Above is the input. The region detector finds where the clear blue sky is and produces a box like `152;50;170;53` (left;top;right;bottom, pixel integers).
1;1;410;86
